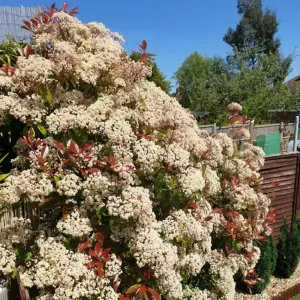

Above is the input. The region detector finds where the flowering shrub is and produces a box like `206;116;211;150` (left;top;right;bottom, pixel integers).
0;4;273;299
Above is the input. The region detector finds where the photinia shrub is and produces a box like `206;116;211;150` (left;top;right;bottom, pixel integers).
0;3;273;300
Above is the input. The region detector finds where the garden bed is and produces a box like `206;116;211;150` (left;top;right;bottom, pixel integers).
235;262;300;300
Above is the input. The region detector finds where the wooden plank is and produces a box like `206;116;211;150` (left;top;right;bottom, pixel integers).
271;201;294;210
262;161;297;170
261;174;296;187
271;192;295;202
260;165;298;174
262;173;296;182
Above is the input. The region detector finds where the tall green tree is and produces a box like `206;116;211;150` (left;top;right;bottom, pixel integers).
130;52;171;94
224;0;292;83
174;52;223;111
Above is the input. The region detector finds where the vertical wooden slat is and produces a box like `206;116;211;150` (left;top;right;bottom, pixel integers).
0;6;44;42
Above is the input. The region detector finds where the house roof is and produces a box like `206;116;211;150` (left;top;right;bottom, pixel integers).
286;75;300;85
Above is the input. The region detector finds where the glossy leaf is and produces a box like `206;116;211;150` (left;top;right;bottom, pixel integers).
37;125;47;136
24;45;31;58
147;287;161;300
126;283;142;294
53;140;65;152
140;40;147;51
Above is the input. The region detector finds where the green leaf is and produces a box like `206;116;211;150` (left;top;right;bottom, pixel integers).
141;99;146;107
44;87;53;103
40;86;53;103
0;173;9;181
0;153;9;164
38;124;47;137
11;267;17;279
25;251;32;261
54;176;60;185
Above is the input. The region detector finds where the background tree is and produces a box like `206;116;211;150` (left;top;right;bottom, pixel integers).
174;49;291;124
130;52;172;94
223;0;292;83
174;52;223;111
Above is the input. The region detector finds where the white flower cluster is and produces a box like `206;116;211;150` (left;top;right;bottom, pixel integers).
0;217;32;244
56;210;92;238
0;244;16;276
0;170;53;205
57;173;82;197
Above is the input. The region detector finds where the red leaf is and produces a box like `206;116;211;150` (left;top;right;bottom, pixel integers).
80;144;93;153
106;154;116;166
143;135;153;140
69;7;79;16
140;40;147;51
35;139;43;148
114;280;121;291
53;140;65;152
28;132;34;144
96;267;104;278
138;285;146;296
24;45;31;58
227;211;240;218
86;261;96;269
41;145;49;159
19;137;30;147
89;249;97;257
101;248;111;258
188;203;198;209
67;139;79;154
94;242;102;256
31;18;40;27
86;168;99;174
40;12;50;22
147;287;161;300
63;2;69;12
140;53;148;62
83;153;92;160
77;240;90;252
22;20;32;30
38;157;46;166
95;233;104;245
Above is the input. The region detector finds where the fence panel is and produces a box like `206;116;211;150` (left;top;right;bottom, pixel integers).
0;6;44;42
259;153;300;242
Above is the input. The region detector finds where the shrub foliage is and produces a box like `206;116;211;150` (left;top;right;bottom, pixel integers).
0;3;274;299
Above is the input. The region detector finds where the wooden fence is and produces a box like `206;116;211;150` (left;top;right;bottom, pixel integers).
259;152;300;241
0;6;44;42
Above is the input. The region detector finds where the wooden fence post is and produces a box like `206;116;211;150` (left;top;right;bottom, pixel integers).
250;120;254;144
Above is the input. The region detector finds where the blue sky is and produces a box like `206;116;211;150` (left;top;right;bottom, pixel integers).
2;0;300;90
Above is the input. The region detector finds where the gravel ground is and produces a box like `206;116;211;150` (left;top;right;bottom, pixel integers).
235;262;300;300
